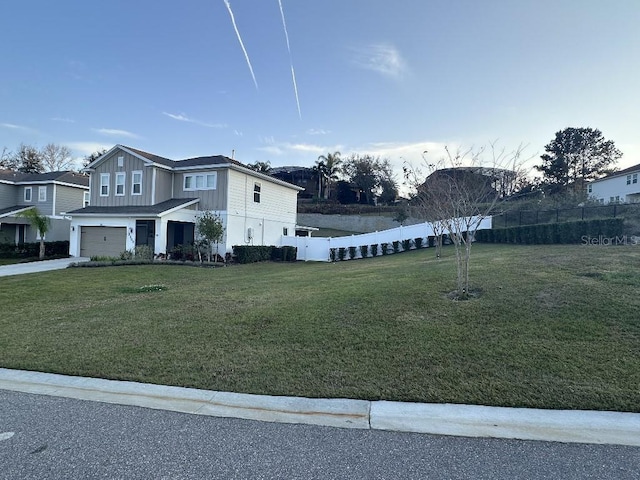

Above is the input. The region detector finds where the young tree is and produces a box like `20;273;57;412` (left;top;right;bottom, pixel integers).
536;127;622;196
0;147;18;170
16;208;50;260
405;143;528;299
246;160;272;173
196;211;225;262
40;143;74;172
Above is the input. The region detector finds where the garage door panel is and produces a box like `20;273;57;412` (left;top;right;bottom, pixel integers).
80;227;126;258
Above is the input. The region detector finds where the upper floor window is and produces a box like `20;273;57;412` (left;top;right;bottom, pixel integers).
38;186;47;202
132;171;142;195
587;184;592;193
24;187;32;202
117;156;124;167
83;191;90;207
115;172;126;196
183;173;217;191
627;175;632;185
100;173;110;196
633;173;638;184
253;182;261;203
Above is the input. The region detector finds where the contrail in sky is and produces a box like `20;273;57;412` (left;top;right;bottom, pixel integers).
278;0;301;119
223;0;258;90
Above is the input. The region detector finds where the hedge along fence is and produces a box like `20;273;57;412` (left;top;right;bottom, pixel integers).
232;245;297;264
327;235;451;262
474;218;625;245
0;241;69;259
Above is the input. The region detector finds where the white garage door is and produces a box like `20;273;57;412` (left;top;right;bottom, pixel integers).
80;226;126;258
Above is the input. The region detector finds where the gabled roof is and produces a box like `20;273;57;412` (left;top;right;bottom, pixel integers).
0;170;89;187
592;162;640;182
65;198;199;217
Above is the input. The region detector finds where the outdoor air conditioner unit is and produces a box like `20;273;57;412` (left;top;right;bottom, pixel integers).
247;227;254;241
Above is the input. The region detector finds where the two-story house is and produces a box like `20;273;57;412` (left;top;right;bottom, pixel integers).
66;145;303;258
588;163;640;204
0;170;89;244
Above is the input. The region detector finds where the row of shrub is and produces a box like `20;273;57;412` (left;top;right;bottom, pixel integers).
475;218;625;244
329;235;451;261
0;241;69;259
232;245;298;264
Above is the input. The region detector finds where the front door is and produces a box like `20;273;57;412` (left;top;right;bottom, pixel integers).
17;224;26;245
135;220;155;248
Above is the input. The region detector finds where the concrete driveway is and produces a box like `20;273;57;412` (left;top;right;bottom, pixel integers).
0;257;89;277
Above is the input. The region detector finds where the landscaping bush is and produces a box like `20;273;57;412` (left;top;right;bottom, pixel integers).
402;239;412;251
338;247;347;261
233;245;273;263
392;241;400;254
414;237;423;249
0;241;69;259
329;248;337;262
135;244;154;260
370;244;378;257
475;218;625;245
381;243;389;255
348;246;357;260
359;245;368;258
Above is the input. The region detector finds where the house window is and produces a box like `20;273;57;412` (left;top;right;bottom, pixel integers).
253;182;261;203
38;186;47;202
183;173;217;191
83;191;90;207
627;175;632;185
24;187;32;202
634;174;638;184
283;227;288;236
587;184;592;193
115;172;126;196
117;156;124;167
100;173;110;196
132;171;142;195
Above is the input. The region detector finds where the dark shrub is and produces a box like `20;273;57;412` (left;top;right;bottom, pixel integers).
370;244;378;257
359;245;368;258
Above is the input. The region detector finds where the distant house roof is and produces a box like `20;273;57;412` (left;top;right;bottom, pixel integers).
0;170;89;187
65;198;199;217
592;162;640;182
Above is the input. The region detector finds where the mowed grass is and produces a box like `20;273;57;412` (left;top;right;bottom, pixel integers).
1;244;639;412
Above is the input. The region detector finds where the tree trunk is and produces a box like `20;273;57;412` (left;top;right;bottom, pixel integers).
39;238;45;260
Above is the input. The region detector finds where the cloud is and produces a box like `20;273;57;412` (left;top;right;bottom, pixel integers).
0;123;36;132
162;112;227;129
51;117;75;123
93;128;140;139
256;138;342;157
66;142;113;156
351;43;407;79
307;128;330;136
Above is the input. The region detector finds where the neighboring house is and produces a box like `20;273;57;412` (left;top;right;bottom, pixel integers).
588;163;640;204
0;170;89;245
270;166;318;199
66;145;303;258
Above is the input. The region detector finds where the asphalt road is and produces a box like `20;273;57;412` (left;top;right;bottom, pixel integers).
1;390;638;480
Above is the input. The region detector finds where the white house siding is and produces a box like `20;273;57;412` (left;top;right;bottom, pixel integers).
90;151;154;207
172;168;228;210
226;169;298;250
590;170;640;204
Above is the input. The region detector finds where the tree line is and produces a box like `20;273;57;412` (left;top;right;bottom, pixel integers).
0;143;108;173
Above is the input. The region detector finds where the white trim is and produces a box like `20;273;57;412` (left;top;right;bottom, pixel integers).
100;173;110;196
52;184;57;215
131;170;142;195
83;191;90;207
183;172;217;191
151;168;157;204
115;172;126;196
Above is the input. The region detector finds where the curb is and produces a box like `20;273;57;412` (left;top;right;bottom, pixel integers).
1;368;638;446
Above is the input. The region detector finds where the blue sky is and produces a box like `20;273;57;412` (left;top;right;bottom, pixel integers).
1;0;639;189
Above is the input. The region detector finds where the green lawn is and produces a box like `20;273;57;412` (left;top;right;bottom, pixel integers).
1;244;639;412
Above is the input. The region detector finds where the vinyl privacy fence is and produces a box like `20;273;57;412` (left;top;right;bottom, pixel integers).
282;217;492;262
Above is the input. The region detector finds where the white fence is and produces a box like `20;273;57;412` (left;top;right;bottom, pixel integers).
282;217;493;262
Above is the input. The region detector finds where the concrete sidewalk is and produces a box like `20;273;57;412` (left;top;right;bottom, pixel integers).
1;368;638;446
0;257;89;277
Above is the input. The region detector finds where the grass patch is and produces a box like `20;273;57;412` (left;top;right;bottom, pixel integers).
1;244;639;411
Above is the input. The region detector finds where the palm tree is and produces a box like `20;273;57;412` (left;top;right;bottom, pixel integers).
16;208;50;260
313;159;327;199
316;151;341;199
